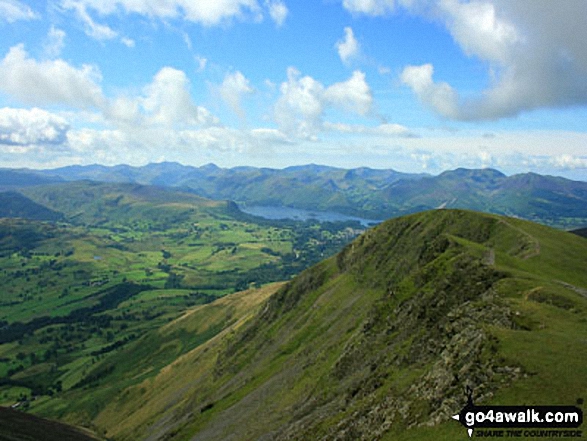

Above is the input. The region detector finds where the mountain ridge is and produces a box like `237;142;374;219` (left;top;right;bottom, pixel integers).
31;209;587;440
3;163;584;229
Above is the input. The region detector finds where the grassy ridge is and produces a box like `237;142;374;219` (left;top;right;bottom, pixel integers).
47;209;584;441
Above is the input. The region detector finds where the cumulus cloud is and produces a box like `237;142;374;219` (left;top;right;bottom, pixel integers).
336;27;360;65
440;0;518;63
266;0;288;26
397;0;587;120
219;71;254;118
274;67;325;139
0;44;105;109
274;68;373;138
0;0;38;22
0;108;70;146
400;63;458;118
550;154;587;170
121;37;135;48
324;70;372;115
250;128;291;144
105;67;218;129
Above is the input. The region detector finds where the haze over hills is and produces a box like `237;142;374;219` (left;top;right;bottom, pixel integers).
2;163;587;229
27;209;587;440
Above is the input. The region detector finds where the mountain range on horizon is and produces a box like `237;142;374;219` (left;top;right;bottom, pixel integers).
1;162;587;230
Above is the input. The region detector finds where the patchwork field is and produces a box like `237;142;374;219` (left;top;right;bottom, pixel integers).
0;183;362;417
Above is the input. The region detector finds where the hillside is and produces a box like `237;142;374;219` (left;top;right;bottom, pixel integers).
0;192;64;222
29;209;587;440
0;406;100;441
17;181;230;228
21;163;587;229
0;182;363;421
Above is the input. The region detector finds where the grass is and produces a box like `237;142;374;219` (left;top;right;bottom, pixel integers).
0;184;362;433
4;206;587;440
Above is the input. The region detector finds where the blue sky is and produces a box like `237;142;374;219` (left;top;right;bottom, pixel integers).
0;0;586;179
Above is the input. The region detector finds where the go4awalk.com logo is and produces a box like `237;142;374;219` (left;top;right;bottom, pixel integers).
452;388;583;438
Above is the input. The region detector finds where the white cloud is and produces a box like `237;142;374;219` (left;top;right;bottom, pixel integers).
378;66;391;75
375;123;412;136
336;27;360;65
121;37;135;48
324;70;372;115
550;154;587;170
139;67;218;127
105;96;140;126
219;71;254;118
266;0;288;26
59;0;288;38
439;0;518;63
0;45;218;134
398;0;587;120
0;44;105;109
324;121;412;137
274;67;325;139
250;128;290;144
62;0;118;40
0;108;70;146
274;68;374;138
0;0;38;23
342;0;396;16
44;26;66;58
400;63;458;118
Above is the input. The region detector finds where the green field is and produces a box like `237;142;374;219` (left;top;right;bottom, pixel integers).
2;181;586;441
0;183;363;416
31;209;583;441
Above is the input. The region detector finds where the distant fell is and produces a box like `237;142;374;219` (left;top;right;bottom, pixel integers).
0;192;64;221
17;163;587;229
0;169;62;189
17;180;230;227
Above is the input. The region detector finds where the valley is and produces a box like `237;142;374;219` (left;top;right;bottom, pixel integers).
2;1;586;439
2;208;585;440
0;181;363;431
4;164;587;229
0;167;585;440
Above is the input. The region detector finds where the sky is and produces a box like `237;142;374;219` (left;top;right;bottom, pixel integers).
0;0;586;179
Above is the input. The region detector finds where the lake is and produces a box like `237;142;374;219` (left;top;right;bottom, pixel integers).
238;205;381;227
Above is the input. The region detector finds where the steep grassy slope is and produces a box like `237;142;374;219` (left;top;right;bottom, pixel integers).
0;192;64;221
0;190;360;415
0;406;101;441
32;283;282;438
34;209;587;440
